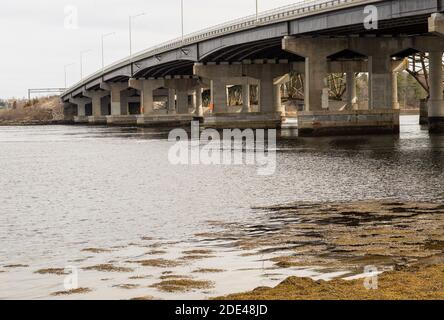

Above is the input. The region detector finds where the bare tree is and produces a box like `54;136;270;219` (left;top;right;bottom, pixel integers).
405;53;430;98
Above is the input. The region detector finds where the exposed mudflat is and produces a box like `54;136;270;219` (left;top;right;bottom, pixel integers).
200;201;444;271
208;201;444;300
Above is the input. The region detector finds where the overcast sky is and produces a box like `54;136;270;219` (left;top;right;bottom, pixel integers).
0;0;300;99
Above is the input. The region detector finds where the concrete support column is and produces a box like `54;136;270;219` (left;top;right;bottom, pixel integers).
195;88;203;117
62;102;77;121
83;91;109;116
259;78;283;113
129;78;164;115
304;56;329;111
392;72;400;110
259;78;274;113
242;83;251;113
176;91;189;114
101;96;111;116
120;90;129;115
92;94;103;116
368;55;393;110
70;98;88;116
100;83;128;116
110;87;124;116
141;82;155;115
167;89;176;114
346;72;357;110
92;95;101;116
212;80;227;113
428;51;444;132
78;103;86;116
274;84;283;113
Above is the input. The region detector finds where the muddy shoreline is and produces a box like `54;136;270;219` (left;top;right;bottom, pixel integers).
207;200;444;300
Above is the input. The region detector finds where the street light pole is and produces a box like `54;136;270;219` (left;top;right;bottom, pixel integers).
181;0;184;42
129;13;146;59
256;0;259;23
101;32;116;72
64;63;75;88
80;49;92;80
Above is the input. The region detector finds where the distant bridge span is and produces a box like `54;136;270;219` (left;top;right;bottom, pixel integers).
61;0;444;135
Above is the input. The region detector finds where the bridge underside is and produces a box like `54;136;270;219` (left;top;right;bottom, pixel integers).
306;14;430;37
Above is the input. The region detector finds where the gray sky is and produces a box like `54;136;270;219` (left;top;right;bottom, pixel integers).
0;0;299;99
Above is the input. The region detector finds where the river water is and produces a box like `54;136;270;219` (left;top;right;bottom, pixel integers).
1;115;443;299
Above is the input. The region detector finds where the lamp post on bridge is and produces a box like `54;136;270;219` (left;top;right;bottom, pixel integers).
64;63;75;89
256;0;259;23
181;0;184;43
101;32;116;72
80;49;92;80
129;12;146;60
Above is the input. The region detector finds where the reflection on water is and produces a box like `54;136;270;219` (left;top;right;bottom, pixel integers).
1;115;444;299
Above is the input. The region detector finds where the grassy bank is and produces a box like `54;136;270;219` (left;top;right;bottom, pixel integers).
0;96;64;125
219;263;444;300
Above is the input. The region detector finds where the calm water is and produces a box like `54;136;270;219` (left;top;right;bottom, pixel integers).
1;115;444;299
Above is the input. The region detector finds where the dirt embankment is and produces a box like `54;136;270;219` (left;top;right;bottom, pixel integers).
0;96;66;125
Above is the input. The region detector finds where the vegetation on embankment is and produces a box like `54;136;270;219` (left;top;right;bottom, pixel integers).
0;96;66;125
205;200;444;300
218;263;444;300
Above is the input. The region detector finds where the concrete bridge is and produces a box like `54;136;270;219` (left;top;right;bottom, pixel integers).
61;0;444;136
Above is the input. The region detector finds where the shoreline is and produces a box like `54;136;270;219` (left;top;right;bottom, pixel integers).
218;262;444;300
206;199;444;300
0;120;74;126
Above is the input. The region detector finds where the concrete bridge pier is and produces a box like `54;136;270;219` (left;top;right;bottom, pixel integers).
129;77;196;127
62;101;77;122
283;36;401;136
82;90;110;125
100;82;137;126
176;90;189;114
195;61;290;129
241;83;251;113
167;89;176;114
129;78;163;115
428;50;444;132
194;87;204;118
345;70;357;110
211;79;228;113
392;72;400;111
426;12;444;132
69;97;90;123
258;67;282;114
368;52;394;111
165;78;200;125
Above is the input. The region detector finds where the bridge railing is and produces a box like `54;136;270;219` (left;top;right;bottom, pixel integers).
64;0;377;96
